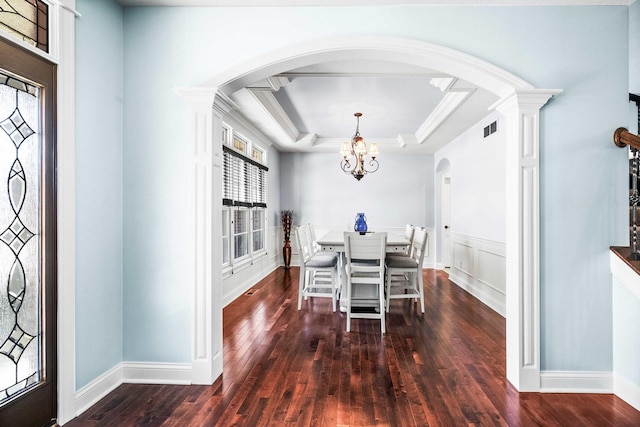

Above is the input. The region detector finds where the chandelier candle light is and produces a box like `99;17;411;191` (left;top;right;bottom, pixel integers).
340;112;379;181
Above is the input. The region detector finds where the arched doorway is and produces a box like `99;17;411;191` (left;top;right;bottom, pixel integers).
177;36;561;392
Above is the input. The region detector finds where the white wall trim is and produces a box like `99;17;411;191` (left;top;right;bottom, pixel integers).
610;250;640;301
74;364;123;418
54;0;78;424
614;373;640;412
494;89;560;391
448;232;506;317
610;250;640;412
540;371;613;394
73;362;193;421
223;258;280;306
121;362;193;385
174;87;230;386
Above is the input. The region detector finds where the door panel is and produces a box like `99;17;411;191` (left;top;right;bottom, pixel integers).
0;37;57;427
442;176;451;268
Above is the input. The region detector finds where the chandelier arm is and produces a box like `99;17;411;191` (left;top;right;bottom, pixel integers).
340;158;353;173
363;158;379;174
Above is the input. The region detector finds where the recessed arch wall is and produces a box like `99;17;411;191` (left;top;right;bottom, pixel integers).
177;35;560;392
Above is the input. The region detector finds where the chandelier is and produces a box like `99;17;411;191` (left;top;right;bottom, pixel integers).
340;112;379;181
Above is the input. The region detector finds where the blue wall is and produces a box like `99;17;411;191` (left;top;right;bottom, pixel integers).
75;0;124;389
74;3;632;387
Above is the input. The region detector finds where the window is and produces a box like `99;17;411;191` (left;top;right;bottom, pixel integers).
222;209;229;265
233;135;247;154
233;208;249;259
221;124;268;271
251;146;264;163
0;0;49;53
252;208;265;252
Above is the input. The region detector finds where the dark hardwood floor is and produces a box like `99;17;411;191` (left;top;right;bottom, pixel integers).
65;268;640;426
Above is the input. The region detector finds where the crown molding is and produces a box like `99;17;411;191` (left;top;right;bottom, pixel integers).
120;0;635;7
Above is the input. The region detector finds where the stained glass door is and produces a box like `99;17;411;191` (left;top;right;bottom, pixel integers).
0;37;56;427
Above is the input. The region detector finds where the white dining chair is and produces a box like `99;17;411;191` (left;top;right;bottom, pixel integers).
385;227;428;313
343;231;388;334
295;225;340;311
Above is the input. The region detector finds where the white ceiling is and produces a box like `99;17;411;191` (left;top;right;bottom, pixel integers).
117;0;633;154
228;59;498;154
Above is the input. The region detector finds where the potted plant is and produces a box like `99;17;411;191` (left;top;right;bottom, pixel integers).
281;210;294;268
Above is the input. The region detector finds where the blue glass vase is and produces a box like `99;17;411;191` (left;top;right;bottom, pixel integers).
354;213;368;234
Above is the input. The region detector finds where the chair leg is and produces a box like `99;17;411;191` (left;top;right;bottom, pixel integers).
345;278;351;332
418;269;425;313
385;269;391;313
331;267;337;312
298;265;305;310
379;281;385;334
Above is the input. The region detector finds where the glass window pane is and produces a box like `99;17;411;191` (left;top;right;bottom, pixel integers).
222;209;229;265
0;1;49;53
251;147;262;163
233;209;248;259
252;209;265;252
0;69;42;405
233;135;246;154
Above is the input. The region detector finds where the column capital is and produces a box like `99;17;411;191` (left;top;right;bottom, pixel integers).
492;89;562;114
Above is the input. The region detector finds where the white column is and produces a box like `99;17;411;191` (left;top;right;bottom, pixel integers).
56;0;78;424
494;89;560;392
174;87;234;384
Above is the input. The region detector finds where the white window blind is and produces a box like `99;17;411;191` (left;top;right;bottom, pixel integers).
223;145;267;208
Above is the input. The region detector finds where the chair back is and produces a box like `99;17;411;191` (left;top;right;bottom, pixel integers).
344;232;387;266
411;227;429;267
295;225;313;264
307;223;320;254
404;224;415;255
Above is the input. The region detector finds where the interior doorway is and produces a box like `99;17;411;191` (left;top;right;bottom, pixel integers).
182;35;560;392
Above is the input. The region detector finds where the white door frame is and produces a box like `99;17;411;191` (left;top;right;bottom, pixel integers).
441;175;452;268
177;36;561;392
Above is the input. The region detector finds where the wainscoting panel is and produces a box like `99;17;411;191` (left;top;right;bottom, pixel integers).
449;233;506;317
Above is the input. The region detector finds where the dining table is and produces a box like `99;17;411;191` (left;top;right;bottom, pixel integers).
316;230;410;312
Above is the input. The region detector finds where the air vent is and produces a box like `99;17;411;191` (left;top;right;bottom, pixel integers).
245;288;259;296
483;120;497;138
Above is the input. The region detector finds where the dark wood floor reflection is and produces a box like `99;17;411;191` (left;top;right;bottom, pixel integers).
66;268;640;426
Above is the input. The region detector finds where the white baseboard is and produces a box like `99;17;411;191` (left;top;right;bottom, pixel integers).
74;362;193;419
222;256;279;306
449;268;506;317
74;364;123;417
122;362;192;384
614;374;640;411
540;371;613;393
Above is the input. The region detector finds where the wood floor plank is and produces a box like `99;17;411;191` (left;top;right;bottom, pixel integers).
65;267;640;426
